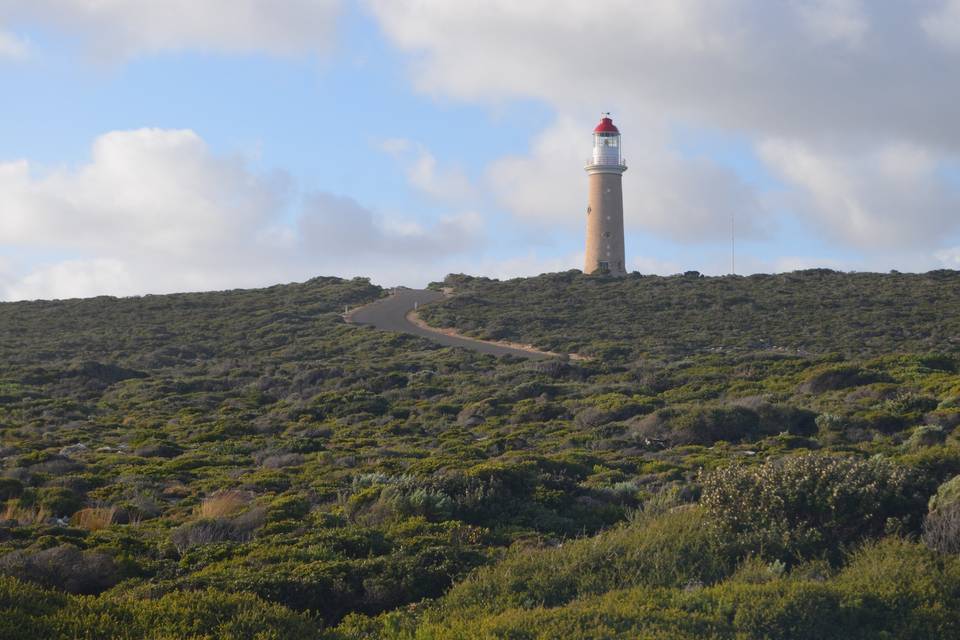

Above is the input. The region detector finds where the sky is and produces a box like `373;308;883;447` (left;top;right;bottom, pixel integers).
1;0;960;301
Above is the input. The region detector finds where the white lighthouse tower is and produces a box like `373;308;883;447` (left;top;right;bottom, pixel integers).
584;113;627;276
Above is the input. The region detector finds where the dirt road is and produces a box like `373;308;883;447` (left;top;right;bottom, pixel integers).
346;288;555;360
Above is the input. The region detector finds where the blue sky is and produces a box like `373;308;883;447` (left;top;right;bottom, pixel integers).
1;0;959;300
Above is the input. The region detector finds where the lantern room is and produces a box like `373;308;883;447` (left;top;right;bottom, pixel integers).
591;113;623;166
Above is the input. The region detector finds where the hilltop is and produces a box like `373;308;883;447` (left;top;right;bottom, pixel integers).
423;269;960;359
1;271;959;638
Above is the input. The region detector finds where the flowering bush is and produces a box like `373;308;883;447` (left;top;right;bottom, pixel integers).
701;454;930;562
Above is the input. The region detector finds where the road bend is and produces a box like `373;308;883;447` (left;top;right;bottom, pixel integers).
346;288;553;360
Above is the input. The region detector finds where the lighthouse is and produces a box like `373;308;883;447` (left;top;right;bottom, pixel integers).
584;113;627;276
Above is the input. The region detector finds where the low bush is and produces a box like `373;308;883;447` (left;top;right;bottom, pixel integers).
923;502;960;554
0;576;317;640
171;518;254;554
35;487;84;517
905;425;947;449
345;538;960;640
701;454;930;562
440;506;730;615
633;405;763;445
923;474;960;554
0;545;118;595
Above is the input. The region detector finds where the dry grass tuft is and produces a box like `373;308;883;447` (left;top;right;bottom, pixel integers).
195;490;250;519
73;506;117;531
2;501;50;526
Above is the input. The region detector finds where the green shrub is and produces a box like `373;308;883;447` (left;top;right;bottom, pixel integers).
380;538;960;640
905;425;947;450
267;493;312;521
36;487;84;517
0;576;62;640
0;545;118;595
832;538;960;636
0;478;23;501
441;506;730;615
923;474;960;554
928;474;960;512
701;454;930;562
799;365;883;393
33;587;318;640
633;405;762;445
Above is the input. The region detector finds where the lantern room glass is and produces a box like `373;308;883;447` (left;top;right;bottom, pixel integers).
592;132;621;165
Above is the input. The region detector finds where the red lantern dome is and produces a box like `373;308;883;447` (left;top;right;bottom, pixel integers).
593;116;619;134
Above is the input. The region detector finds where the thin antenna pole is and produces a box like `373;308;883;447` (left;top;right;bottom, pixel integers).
731;210;736;276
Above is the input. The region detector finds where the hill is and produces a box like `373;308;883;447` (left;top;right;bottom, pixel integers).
1;271;960;638
422;269;960;360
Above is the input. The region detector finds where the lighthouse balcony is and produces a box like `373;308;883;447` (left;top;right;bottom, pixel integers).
585;158;627;171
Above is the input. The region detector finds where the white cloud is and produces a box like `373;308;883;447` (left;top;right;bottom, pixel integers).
367;1;960;146
0;129;485;300
0;129;286;256
922;0;960;49
772;255;856;273
379;138;477;203
487;116;767;243
299;192;482;256
368;0;960;261
632;255;686;275
758;138;960;248
936;246;960;267
0;0;340;60
445;250;583;282
792;0;869;47
5;258;135;301
0;29;27;59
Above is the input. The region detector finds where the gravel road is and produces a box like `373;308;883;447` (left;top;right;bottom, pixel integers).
347;288;552;360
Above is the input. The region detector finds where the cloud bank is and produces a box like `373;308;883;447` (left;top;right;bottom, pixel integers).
0;129;483;301
368;0;960;257
0;0;340;60
0;28;26;59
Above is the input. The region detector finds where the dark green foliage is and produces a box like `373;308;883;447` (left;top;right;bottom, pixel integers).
799;364;891;394
336;538;960;640
0;545;118;594
0;478;23;501
2;271;960;637
422;270;960;360
35;487;84;517
181;518;487;622
634;405;763;445
439;506;730;615
0;576;316;640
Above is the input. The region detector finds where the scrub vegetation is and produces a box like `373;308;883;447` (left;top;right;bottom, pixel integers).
1;270;960;638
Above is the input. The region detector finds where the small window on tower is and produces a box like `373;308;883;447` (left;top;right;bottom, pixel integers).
603;231;610;238
587;205;592;215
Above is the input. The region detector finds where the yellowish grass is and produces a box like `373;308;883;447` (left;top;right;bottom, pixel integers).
162;482;190;498
2;501;50;526
195;490;250;519
73;506;117;531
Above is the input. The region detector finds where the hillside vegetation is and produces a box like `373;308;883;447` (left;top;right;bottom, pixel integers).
1;271;960;638
422;269;960;360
